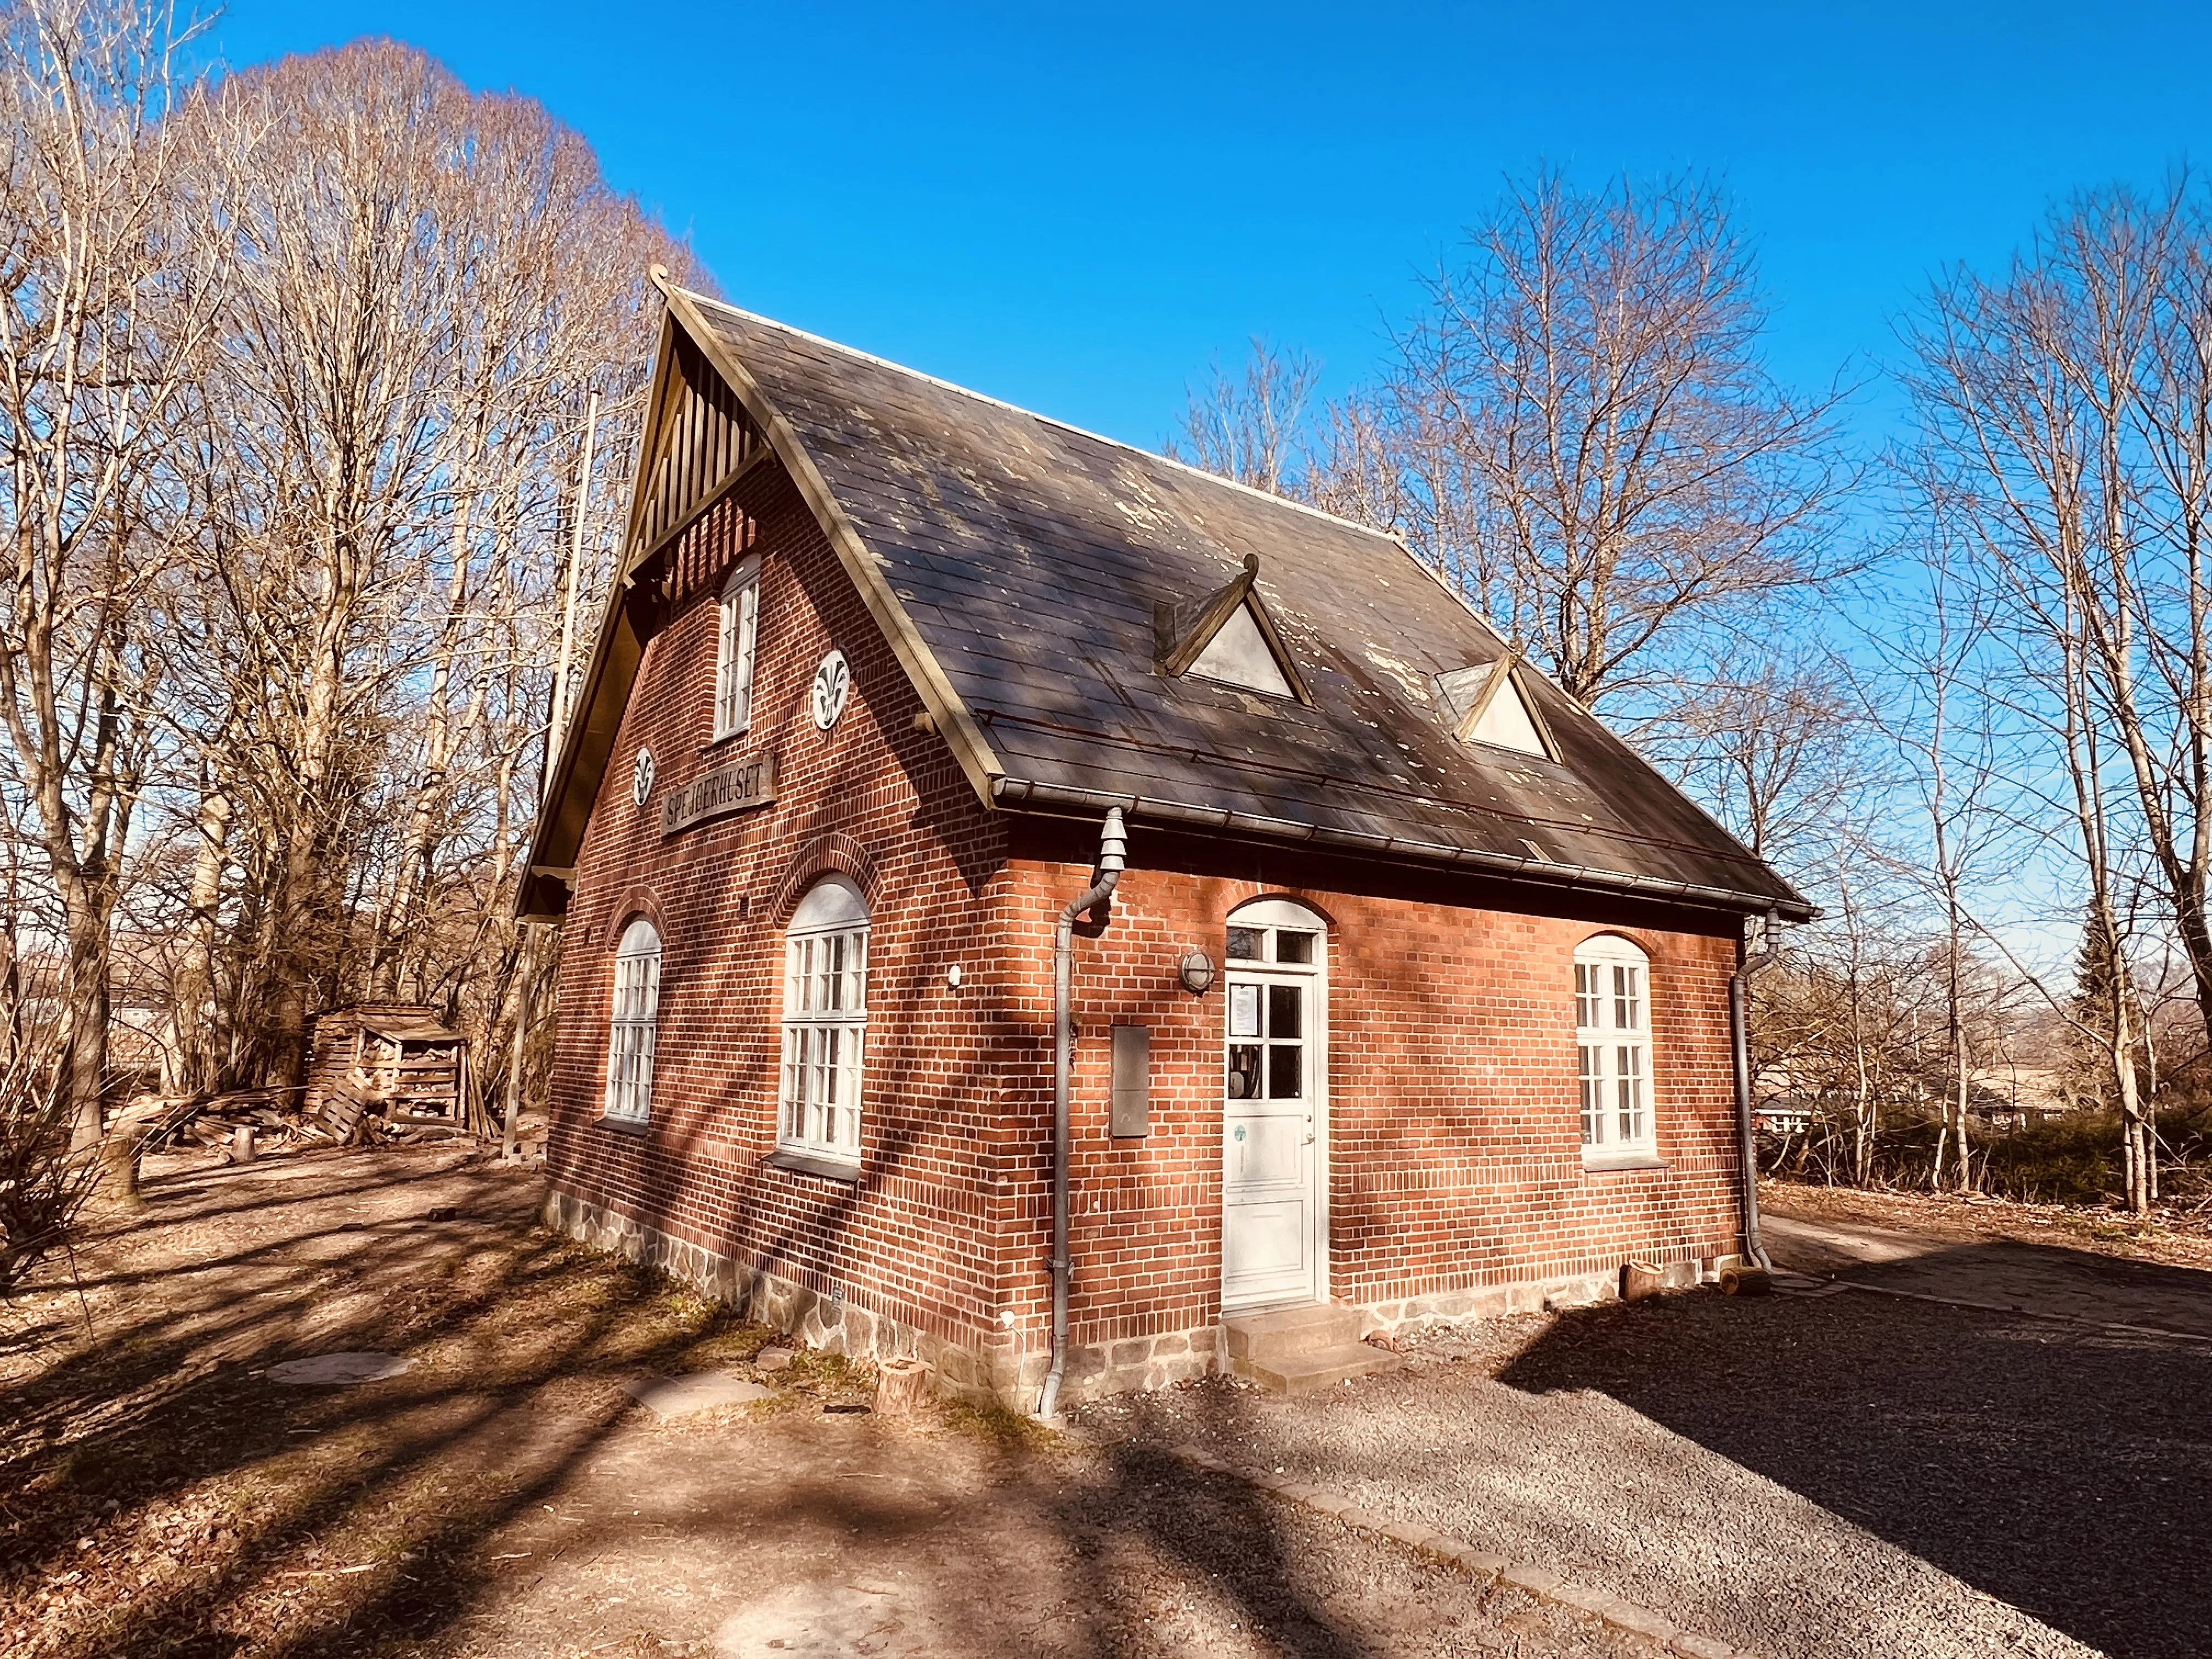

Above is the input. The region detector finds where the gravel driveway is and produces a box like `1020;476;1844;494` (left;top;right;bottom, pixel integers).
1076;1285;2209;1659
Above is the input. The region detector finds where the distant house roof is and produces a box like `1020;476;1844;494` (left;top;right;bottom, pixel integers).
523;284;1810;925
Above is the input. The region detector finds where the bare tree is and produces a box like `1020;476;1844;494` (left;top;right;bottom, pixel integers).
119;42;681;1107
0;0;219;1143
1169;337;1321;495
1903;179;2212;1210
1313;168;1852;710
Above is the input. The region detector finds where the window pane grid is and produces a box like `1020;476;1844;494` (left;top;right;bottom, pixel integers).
606;923;661;1122
1574;943;1651;1154
715;573;759;740
781;921;867;1161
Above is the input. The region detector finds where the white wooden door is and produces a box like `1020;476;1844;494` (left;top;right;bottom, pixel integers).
1221;906;1326;1311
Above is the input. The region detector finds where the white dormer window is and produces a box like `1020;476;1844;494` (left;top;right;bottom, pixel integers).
714;556;760;741
1467;672;1549;755
1158;554;1312;703
1188;600;1295;698
1575;935;1654;1163
1438;654;1556;760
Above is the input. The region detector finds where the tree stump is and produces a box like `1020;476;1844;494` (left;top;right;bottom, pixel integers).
874;1357;934;1419
230;1125;257;1165
101;1122;148;1211
1621;1260;1666;1301
1719;1265;1772;1296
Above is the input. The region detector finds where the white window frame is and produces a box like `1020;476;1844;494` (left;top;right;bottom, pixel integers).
1575;935;1655;1163
605;917;662;1124
778;876;868;1167
714;556;761;742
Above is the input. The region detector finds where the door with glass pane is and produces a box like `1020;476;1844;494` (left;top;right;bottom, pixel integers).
1221;904;1327;1310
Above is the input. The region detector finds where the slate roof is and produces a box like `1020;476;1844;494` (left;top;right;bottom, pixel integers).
529;287;1809;924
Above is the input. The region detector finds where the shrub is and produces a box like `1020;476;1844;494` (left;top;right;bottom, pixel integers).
0;1029;99;1296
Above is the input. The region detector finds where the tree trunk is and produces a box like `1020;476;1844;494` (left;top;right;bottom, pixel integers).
167;777;233;1092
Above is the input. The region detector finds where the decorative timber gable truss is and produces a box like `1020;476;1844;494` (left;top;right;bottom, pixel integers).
517;278;1811;927
625;323;772;576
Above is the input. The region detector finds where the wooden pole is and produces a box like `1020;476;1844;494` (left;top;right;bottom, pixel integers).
548;390;599;771
501;928;534;1163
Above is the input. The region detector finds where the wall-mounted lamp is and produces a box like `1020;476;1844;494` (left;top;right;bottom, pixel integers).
1178;949;1216;995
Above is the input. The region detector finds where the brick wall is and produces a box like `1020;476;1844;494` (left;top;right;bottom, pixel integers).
1002;829;1745;1363
548;458;1020;1369
547;455;1751;1403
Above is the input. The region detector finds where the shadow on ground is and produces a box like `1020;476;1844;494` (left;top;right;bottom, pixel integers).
1496;1246;2212;1659
3;1147;1598;1659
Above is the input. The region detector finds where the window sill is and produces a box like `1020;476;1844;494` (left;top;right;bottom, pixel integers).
1582;1153;1669;1173
765;1147;861;1183
595;1114;652;1138
700;728;752;755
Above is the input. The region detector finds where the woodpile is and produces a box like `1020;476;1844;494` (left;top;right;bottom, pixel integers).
303;1005;482;1137
120;1075;477;1160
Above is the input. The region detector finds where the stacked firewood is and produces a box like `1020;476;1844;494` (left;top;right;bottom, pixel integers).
118;1084;477;1155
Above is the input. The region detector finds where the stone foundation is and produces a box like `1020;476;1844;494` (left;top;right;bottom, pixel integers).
1051;1325;1225;1406
545;1186;1737;1412
1357;1255;1739;1339
543;1187;1015;1403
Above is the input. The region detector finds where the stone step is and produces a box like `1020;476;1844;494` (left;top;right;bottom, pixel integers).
1221;1302;1367;1365
1234;1342;1403;1396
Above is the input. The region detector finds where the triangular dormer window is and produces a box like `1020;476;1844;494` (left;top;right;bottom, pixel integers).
1188;601;1293;697
1155;553;1311;703
1436;654;1556;760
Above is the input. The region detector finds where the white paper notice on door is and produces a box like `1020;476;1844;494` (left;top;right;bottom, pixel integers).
1229;983;1261;1037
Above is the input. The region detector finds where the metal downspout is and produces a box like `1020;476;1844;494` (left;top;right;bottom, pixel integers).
1037;808;1126;1419
1730;907;1782;1271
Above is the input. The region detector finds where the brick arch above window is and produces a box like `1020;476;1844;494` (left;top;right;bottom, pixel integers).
1575;925;1677;966
1575;926;1655;952
602;883;670;954
1228;891;1339;929
770;833;882;926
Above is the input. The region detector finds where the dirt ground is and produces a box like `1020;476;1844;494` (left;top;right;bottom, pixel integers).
1760;1177;2212;1271
1762;1178;2212;1337
0;1147;1663;1659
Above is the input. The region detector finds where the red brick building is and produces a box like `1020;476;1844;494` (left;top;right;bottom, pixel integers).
521;278;1809;1409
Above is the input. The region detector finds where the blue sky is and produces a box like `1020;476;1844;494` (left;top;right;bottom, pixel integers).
202;1;2212;457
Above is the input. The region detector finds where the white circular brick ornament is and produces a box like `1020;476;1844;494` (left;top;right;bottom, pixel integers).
631;746;655;805
811;650;851;730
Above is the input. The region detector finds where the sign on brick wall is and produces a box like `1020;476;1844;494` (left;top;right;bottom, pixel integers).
660;749;777;837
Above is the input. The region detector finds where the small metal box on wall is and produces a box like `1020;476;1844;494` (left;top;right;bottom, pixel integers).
1110;1024;1150;1137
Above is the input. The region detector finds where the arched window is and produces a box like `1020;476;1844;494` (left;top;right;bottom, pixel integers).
1575;935;1653;1158
606;917;662;1122
780;876;869;1165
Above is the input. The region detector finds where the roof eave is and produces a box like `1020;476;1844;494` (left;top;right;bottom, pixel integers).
990;775;1817;925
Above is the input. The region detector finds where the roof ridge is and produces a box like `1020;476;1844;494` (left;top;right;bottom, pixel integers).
677;286;1406;546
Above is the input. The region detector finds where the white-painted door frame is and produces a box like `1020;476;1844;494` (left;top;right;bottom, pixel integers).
1220;898;1329;1312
